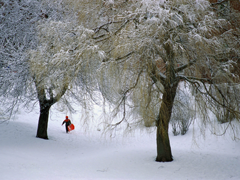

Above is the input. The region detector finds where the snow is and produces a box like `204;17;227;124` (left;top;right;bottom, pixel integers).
1;105;240;180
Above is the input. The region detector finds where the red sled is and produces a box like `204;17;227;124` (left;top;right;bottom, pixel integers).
68;124;75;131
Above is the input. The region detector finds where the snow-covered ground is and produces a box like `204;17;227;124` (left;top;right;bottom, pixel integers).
0;104;240;180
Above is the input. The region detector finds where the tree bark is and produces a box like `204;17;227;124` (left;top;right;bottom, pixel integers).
155;83;178;162
36;102;51;139
156;123;172;162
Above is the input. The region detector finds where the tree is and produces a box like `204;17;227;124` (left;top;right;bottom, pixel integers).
0;0;103;139
28;20;102;139
0;0;70;135
95;0;240;162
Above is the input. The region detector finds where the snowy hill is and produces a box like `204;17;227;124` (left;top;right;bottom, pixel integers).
0;105;240;180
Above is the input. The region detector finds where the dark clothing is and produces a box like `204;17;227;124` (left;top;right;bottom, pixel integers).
62;119;71;133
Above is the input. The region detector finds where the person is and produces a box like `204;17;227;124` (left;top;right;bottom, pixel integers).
62;116;72;133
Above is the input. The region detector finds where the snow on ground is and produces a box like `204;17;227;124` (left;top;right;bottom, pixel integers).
0;104;240;180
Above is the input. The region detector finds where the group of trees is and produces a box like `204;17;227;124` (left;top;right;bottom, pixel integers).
1;0;239;162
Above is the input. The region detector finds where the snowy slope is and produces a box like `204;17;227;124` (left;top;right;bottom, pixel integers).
0;105;240;180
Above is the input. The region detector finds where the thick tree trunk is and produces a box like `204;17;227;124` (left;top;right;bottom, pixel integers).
156;123;172;162
155;84;178;162
154;40;180;162
36;103;51;139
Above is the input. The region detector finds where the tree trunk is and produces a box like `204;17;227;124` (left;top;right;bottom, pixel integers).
155;84;178;162
156;123;172;162
34;80;68;140
36;103;51;139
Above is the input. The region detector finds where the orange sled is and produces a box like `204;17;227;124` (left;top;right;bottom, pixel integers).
68;124;75;131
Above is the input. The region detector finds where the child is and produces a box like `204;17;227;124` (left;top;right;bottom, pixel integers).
62;116;72;133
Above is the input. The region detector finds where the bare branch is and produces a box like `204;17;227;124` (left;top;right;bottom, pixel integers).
178;75;211;84
109;68;143;127
93;20;123;33
202;82;240;115
175;60;196;73
103;51;134;63
114;19;130;35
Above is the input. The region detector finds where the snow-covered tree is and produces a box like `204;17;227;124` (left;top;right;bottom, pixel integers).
0;0;71;114
0;0;68;133
95;0;240;162
0;0;103;139
28;20;103;139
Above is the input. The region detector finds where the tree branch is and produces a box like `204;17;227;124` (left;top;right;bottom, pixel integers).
93;20;122;33
114;19;130;35
94;18;132;41
178;75;212;84
103;51;134;63
50;84;68;105
110;68;143;127
202;82;240;115
152;71;166;85
211;0;228;6
175;60;196;73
